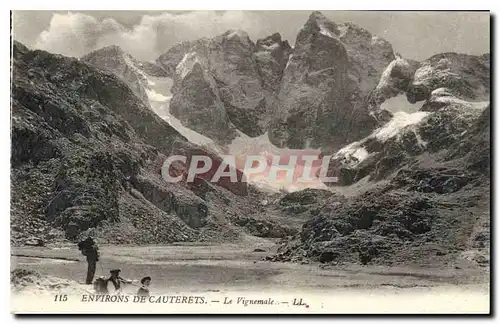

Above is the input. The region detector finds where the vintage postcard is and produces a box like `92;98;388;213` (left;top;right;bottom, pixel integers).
10;10;490;314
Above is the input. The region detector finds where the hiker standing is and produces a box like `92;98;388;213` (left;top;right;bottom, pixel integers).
78;237;100;285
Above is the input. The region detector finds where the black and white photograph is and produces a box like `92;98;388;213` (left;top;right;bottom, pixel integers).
9;9;491;314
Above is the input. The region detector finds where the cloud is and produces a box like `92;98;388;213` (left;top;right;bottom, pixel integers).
21;11;490;62
34;11;263;61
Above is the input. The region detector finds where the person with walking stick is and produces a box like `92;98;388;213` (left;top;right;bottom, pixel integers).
107;269;133;295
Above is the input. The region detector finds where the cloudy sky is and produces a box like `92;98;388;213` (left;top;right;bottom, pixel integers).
12;11;490;62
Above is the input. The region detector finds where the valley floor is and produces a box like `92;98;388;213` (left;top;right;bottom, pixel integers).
11;241;490;314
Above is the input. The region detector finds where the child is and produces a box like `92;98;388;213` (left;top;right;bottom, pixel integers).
137;276;151;297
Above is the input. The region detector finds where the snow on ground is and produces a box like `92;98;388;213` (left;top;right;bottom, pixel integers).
145;88;169;102
11;269;93;296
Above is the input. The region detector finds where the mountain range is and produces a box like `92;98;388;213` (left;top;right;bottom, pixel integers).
11;11;490;268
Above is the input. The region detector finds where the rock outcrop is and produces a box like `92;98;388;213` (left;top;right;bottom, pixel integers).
255;33;292;93
370;56;420;109
156;38;210;77
272;106;491;266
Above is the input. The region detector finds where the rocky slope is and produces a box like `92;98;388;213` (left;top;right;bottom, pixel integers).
10;41;296;246
272;106;490;267
269;51;490;267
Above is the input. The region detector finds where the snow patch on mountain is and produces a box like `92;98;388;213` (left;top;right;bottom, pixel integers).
427;88;490;110
334;142;370;164
372;111;429;141
175;52;201;80
123;54;151;84
284;54;293;70
129;68;222;153
332;110;430;169
226;29;250;40
145;88;170;102
319;25;335;38
413;129;428;147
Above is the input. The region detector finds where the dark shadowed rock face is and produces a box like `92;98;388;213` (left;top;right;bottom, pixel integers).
255;33;293;93
446;105;491;175
269;12;395;152
169;62;236;145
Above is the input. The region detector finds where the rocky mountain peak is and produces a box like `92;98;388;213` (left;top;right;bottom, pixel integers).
256;32;283;47
256;32;291;54
269;12;395;152
304;11;339;34
87;44;126;57
255;32;293;86
82;45;152;104
407;52;490;103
